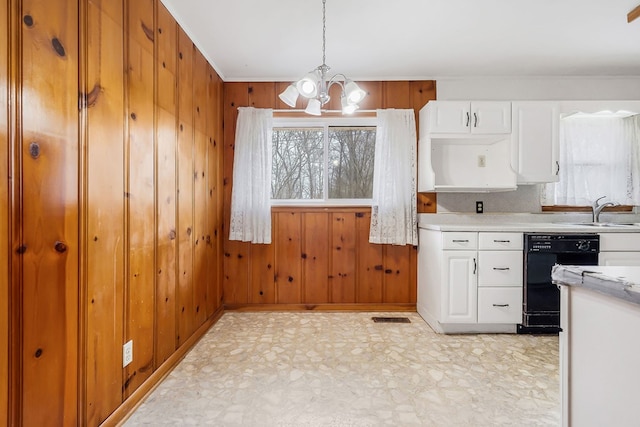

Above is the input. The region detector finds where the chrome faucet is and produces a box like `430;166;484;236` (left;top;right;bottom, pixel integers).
592;196;616;223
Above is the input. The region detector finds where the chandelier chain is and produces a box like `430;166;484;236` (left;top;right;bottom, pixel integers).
322;0;326;66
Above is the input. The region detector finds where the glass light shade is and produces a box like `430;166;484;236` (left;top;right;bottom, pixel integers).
341;96;358;114
344;81;366;104
296;72;319;98
278;84;299;108
305;98;322;116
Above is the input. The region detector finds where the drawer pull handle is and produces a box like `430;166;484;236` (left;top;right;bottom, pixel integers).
452;239;469;243
493;267;510;271
493;239;511;243
493;304;509;307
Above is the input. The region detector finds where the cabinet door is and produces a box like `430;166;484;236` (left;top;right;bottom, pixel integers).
471;101;511;134
598;251;640;266
512;101;559;183
426;101;471;133
442;251;477;323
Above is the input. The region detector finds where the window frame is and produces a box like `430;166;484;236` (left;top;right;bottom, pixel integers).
271;116;377;207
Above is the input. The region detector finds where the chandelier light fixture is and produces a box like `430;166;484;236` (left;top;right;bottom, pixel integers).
278;0;367;116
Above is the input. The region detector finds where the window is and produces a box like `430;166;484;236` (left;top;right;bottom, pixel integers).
542;114;640;208
271;117;377;205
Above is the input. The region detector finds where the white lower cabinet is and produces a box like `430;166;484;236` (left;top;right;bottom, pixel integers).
442;251;477;323
478;287;523;323
417;229;523;333
599;233;640;266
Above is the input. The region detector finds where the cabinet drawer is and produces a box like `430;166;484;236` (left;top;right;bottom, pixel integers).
442;232;478;250
478;287;522;323
479;232;523;250
478;251;523;286
599;233;640;251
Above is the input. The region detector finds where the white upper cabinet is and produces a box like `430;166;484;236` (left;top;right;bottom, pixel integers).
426;101;511;134
511;101;560;184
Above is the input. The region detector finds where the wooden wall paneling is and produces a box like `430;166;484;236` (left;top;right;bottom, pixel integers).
19;0;79;424
274;212;303;303
223;82;250;304
244;82;278;304
205;67;222;315
249;235;275;304
382;245;412;303
247;82;275;108
330;213;356;303
154;1;177;366
355;211;383;303
411;80;437;214
417;192;437;214
176;27;195;344
410;80;436;114
125;0;156;396
382;81;411;109
192;47;208;328
84;0;126;423
0;0;9;422
302;213;330;303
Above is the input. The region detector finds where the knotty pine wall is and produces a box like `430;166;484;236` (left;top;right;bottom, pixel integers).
0;0;8;422
2;0;224;425
223;81;437;309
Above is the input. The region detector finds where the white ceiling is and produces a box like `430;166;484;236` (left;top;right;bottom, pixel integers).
161;0;640;82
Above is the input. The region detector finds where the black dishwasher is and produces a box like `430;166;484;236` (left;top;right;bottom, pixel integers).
518;233;599;334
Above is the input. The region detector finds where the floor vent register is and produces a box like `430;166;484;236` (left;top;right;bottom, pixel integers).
371;317;411;323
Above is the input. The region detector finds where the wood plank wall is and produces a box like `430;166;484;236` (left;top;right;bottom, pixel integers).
222;81;437;309
0;0;8;422
2;0;224;425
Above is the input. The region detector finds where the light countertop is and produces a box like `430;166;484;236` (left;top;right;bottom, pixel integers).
552;265;640;305
418;222;640;233
417;213;640;233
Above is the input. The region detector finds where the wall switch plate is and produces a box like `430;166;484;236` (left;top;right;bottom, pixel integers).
478;155;486;167
476;201;484;214
123;340;133;368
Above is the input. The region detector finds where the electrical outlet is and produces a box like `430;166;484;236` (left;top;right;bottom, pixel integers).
476;201;484;214
478;155;486;167
123;340;133;368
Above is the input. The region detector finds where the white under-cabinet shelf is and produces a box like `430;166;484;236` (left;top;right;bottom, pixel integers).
419;136;517;192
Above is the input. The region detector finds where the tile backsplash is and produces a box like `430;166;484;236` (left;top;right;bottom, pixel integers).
436;185;542;213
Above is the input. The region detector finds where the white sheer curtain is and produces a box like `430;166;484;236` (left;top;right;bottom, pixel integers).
229;107;273;244
542;115;640;206
369;109;418;245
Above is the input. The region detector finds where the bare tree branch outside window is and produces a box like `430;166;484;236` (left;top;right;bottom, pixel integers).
272;127;323;199
272;124;376;202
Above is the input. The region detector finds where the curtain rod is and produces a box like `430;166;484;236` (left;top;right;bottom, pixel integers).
235;108;377;114
272;109;377;113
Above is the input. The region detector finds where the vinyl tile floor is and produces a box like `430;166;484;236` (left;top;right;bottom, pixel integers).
124;312;559;426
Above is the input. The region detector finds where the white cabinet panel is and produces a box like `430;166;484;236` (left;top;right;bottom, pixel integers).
472;101;511;134
442;251;477;323
478;287;523;323
427;101;470;133
512;101;560;184
599;233;640;251
478;232;523;250
599;252;640;266
425;101;511;135
478;251;523;286
442;232;478;250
